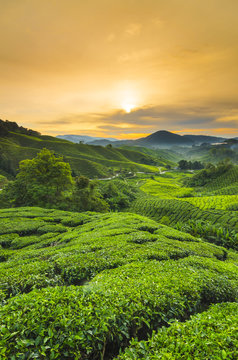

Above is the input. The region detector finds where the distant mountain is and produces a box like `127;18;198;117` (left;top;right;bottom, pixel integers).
56;131;228;148
79;131;227;149
183;134;226;145
56;134;117;143
135;130;193;147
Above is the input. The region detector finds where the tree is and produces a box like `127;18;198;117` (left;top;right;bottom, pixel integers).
4;148;73;207
0;121;9;136
99;179;137;211
178;160;188;170
70;176;109;212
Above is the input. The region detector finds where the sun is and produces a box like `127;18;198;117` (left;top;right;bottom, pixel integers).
122;103;135;113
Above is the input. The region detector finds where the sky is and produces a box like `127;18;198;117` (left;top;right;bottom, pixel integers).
0;0;238;139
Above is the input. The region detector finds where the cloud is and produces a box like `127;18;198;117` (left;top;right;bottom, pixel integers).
124;23;142;37
0;0;238;139
47;101;237;138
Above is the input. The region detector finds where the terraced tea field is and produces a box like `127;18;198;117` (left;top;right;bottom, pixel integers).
131;194;238;227
140;173;194;198
0;207;237;359
102;168;238;249
202;166;238;194
181;194;238;210
129;169;238;251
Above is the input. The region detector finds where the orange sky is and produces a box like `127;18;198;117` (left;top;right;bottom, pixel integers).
0;0;238;138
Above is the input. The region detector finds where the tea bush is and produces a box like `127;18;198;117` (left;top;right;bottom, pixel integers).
0;208;233;302
116;302;238;360
0;258;237;359
0;207;237;359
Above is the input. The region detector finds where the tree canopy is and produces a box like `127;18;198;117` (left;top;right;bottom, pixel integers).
2;148;73;207
0;148;109;212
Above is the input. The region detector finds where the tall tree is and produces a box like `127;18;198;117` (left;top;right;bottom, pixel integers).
70;176;109;212
5;148;73;207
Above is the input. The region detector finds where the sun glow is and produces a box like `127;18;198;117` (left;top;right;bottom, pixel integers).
122;103;136;113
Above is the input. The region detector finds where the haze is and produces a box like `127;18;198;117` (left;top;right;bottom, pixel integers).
0;0;238;138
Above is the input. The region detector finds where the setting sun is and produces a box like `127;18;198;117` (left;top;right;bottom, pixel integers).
122;103;136;113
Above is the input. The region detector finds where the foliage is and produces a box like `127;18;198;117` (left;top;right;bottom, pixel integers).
0;207;234;303
0;207;237;359
69;176;109;212
178;159;204;170
181;194;238;210
0;118;41;137
0;150;109;212
116;302;238;360
0;175;8;189
129;170;238;250
0;258;237;359
176;220;238;250
130;195;238;235
140;174;194;198
185;161;234;187
99;179;137;211
1;148;73;208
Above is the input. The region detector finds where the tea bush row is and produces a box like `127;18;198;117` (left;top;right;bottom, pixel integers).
130;196;238;229
116;302;238;360
1;209;233;302
0;257;237;359
181;194;238;210
176;219;238;250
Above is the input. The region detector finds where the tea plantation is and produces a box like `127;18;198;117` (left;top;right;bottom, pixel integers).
0;207;237;359
0;128;166;179
129;169;238;250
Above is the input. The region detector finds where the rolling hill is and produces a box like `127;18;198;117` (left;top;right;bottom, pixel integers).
0;119;173;178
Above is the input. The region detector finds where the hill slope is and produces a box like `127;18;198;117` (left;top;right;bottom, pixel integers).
0;120;173;178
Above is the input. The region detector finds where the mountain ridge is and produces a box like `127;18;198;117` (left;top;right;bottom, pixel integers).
87;130;227;148
56;134;117;143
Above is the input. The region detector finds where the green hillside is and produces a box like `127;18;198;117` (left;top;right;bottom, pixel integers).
181;143;238;164
131;194;238;229
127;168;238;250
118;145;179;166
0;120;172;178
0;207;237;359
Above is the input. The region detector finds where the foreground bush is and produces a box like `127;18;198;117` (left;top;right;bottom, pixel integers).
0;208;237;359
0;257;237;359
0;208;233;302
116;302;238;360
